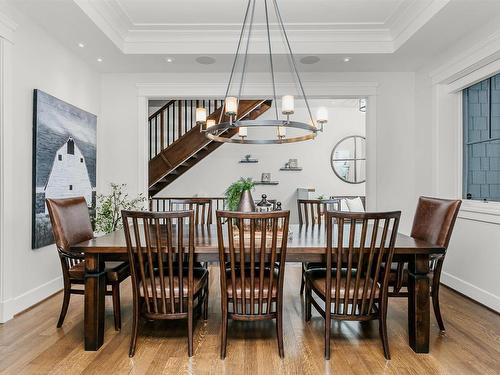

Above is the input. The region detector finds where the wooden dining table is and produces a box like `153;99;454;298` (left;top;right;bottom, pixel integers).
72;223;443;353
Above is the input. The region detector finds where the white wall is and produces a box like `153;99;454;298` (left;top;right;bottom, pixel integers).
0;7;101;322
100;71;416;230
413;19;500;311
162;100;366;224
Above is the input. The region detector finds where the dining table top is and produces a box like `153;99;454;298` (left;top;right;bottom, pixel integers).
72;224;444;259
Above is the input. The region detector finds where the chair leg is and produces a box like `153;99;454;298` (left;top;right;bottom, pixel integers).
325;302;331;360
188;300;194;357
129;297;139;357
276;309;284;358
203;281;209;321
220;303;228;359
300;263;305;294
432;259;445;331
378;294;391;360
57;287;71;328
379;314;391;360
111;283;121;331
305;279;312;322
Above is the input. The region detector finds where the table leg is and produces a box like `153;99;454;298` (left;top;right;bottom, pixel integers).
84;253;106;351
407;253;430;353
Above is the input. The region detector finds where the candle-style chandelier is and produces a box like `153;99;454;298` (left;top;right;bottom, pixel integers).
195;0;328;144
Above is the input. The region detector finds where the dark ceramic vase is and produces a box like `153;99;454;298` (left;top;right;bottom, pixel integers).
237;189;256;212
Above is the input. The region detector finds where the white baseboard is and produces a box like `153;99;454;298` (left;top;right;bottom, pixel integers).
0;276;63;323
441;271;500;312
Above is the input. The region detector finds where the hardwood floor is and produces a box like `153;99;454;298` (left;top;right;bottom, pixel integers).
0;265;499;374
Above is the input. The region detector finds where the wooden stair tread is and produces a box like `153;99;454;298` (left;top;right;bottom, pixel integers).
149;99;271;196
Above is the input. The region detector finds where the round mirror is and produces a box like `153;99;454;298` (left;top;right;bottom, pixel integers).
330;136;366;184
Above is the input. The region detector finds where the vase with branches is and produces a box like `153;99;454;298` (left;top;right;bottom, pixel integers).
95;183;146;234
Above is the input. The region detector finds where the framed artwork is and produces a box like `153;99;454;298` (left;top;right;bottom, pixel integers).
32;90;97;249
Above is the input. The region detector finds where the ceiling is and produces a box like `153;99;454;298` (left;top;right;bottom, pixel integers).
7;0;500;73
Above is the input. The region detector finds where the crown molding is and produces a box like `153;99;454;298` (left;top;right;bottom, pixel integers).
389;0;449;50
73;0;448;55
136;80;378;98
430;29;500;85
0;10;17;43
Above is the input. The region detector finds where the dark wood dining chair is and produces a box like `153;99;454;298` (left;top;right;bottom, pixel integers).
297;199;326;225
169;198;213;225
304;210;401;359
122;210;209;357
46;197;129;330
298;199;327;295
215;210;290;359
387;196;461;331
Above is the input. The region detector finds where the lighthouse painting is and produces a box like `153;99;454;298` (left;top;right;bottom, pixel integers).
32;90;97;249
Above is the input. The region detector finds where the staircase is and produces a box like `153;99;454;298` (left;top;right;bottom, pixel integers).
148;99;272;196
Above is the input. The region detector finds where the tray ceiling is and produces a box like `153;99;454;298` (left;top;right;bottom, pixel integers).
74;0;449;54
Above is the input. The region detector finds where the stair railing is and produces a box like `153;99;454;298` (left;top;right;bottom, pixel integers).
148;99;224;160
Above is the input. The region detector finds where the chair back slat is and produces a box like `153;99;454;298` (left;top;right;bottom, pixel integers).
122;210;195;317
170;198;213;225
298;199;325;225
325;211;400;318
216;210;290;317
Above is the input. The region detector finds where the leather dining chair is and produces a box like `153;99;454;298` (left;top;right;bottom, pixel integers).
216;210;290;358
122;210;209;357
304;210;401;359
387;196;461;331
46;197;129;330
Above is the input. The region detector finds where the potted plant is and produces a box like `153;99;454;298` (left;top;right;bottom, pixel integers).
95;183;146;235
224;177;256;212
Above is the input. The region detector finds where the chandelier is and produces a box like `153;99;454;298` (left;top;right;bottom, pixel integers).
195;0;328;144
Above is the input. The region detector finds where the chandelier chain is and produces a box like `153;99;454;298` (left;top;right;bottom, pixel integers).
272;0;315;125
264;0;279;120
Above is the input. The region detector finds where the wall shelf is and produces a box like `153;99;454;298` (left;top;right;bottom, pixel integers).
280;167;302;171
254;181;279;185
239;159;258;163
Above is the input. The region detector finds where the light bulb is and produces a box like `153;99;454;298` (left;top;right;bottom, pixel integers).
316;107;328;123
282;95;294;115
225;97;238;116
239;126;247;138
206;119;216;129
277;126;286;138
196;107;207;124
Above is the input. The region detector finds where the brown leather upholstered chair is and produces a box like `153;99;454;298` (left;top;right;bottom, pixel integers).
387;196;461;331
216;210;290;359
46;197;129;330
305;210;401;359
122;210;209;357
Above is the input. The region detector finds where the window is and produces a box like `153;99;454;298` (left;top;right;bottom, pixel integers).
58;154;62;161
80;158;83;163
463;73;500;202
67;138;74;155
69;185;73;191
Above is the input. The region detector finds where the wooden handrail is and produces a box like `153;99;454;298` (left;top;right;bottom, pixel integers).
148;99;176;121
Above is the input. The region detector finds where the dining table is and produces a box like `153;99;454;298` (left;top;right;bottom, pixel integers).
72;223;444;353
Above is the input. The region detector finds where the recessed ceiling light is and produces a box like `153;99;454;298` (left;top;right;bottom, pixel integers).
195;56;216;65
343;57;351;63
97;58;103;62
78;42;85;48
300;56;320;65
165;57;174;63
